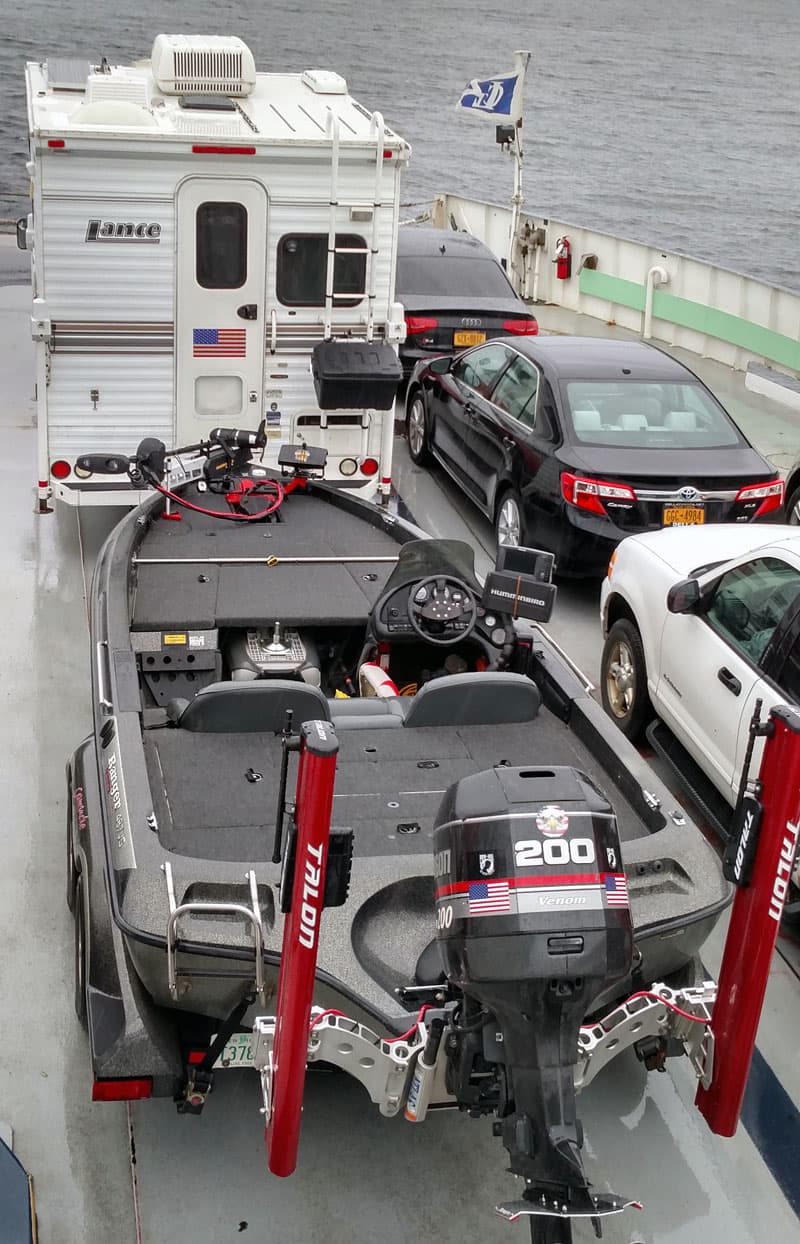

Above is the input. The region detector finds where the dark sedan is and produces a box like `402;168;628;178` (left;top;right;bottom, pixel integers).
405;336;784;576
395;226;538;380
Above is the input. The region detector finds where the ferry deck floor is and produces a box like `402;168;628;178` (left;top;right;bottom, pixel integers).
0;246;798;1242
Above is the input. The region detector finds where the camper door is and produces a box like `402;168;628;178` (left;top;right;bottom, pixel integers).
176;179;267;442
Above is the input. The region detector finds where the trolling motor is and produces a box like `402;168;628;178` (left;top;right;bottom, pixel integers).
433;765;638;1243
75;423;290;521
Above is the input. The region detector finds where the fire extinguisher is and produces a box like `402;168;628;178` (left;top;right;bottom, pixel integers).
555;236;572;280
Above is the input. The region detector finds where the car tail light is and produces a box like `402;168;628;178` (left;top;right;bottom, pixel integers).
502;317;539;335
404;315;439;335
561;472;637;516
92;1077;153;1102
735;479;784;518
51;459;71;479
360;457;379;476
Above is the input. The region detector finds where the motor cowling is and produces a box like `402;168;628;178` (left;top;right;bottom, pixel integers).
434;765;633;1000
433;765;635;1225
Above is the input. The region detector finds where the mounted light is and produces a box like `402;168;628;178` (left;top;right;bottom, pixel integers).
502;317;539;335
51;459;71;479
405;316;439;335
191;145;256;155
360;457;379;477
47;139;66;149
339;457;358;477
74;463;94;480
92;1077;153;1102
735;479;784;518
561;472;637;516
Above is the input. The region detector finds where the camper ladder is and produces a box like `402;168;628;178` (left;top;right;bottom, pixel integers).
161;861;267;1002
323;109;386;343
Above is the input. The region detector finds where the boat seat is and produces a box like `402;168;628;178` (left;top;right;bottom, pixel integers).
401;672;541;728
329;697;405;730
167;680;331;733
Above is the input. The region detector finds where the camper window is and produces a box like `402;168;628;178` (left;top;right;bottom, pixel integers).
277;233;365;307
196;202;247;289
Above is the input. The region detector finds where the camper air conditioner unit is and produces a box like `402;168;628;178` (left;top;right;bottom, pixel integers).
151;34;256;98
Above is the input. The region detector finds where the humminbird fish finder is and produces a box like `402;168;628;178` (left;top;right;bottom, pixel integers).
482;546;557;623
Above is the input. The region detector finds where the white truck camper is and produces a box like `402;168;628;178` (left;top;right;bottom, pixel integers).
21;34;409;509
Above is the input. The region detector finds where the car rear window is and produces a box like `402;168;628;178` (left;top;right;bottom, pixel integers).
564;380;743;448
395;255;515;298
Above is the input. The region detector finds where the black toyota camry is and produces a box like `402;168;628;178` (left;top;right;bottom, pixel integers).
405;336;783;576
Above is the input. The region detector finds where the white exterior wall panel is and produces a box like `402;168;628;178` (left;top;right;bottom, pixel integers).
39;197;175;320
46;354;174;460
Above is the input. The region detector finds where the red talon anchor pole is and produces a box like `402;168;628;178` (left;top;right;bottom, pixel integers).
266;720;338;1176
696;704;800;1136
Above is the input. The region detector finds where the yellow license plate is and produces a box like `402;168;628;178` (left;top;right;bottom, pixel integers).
453;330;486;347
663;504;705;526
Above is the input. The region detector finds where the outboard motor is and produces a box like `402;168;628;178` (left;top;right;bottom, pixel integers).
434;766;634;1243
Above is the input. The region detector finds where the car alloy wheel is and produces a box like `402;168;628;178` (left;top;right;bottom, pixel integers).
406;391;433;466
496;492;523;548
785;484;800;525
600;618;650;742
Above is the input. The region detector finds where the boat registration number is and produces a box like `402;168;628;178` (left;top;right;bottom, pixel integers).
213;1032;255;1068
663;504;705;526
453;330;486;347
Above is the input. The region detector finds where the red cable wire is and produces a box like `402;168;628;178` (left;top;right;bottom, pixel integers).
151;477;285;522
309;1009;349;1030
308;1005;433;1043
385;1004;433;1043
580;989;710;1032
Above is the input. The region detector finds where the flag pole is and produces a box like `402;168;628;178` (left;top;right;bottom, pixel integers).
508;50;531;283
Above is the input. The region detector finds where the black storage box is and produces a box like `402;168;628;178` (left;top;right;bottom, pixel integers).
311;340;402;410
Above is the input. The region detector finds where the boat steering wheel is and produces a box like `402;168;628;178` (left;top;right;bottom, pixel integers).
407;575;478;647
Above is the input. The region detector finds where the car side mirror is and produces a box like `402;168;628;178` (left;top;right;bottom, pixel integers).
428;356;452;375
667;577;701;613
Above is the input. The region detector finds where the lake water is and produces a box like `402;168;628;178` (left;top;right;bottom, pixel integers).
1;0;799;290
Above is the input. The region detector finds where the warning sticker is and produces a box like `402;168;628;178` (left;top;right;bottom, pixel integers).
163;633;187;646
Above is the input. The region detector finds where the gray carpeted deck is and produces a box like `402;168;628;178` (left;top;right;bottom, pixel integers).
144;711;645;862
133;487;404;630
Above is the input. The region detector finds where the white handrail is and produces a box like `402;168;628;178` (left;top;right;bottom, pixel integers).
324;110;341;340
367;111;386;344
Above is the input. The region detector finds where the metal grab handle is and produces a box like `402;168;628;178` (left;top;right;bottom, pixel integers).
270;308;277;354
163;863;265;1001
95;641;113;712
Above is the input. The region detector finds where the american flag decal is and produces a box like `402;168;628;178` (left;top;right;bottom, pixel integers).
193;328;247;358
468;880;511;915
604;873;629;907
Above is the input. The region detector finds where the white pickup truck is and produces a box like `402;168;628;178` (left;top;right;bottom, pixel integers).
599;523;800;920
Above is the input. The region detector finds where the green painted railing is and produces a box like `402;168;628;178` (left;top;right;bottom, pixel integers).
579;269;800;372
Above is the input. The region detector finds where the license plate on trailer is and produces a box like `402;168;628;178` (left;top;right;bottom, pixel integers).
453;330;486;347
663;504;705;526
213;1032;255;1068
